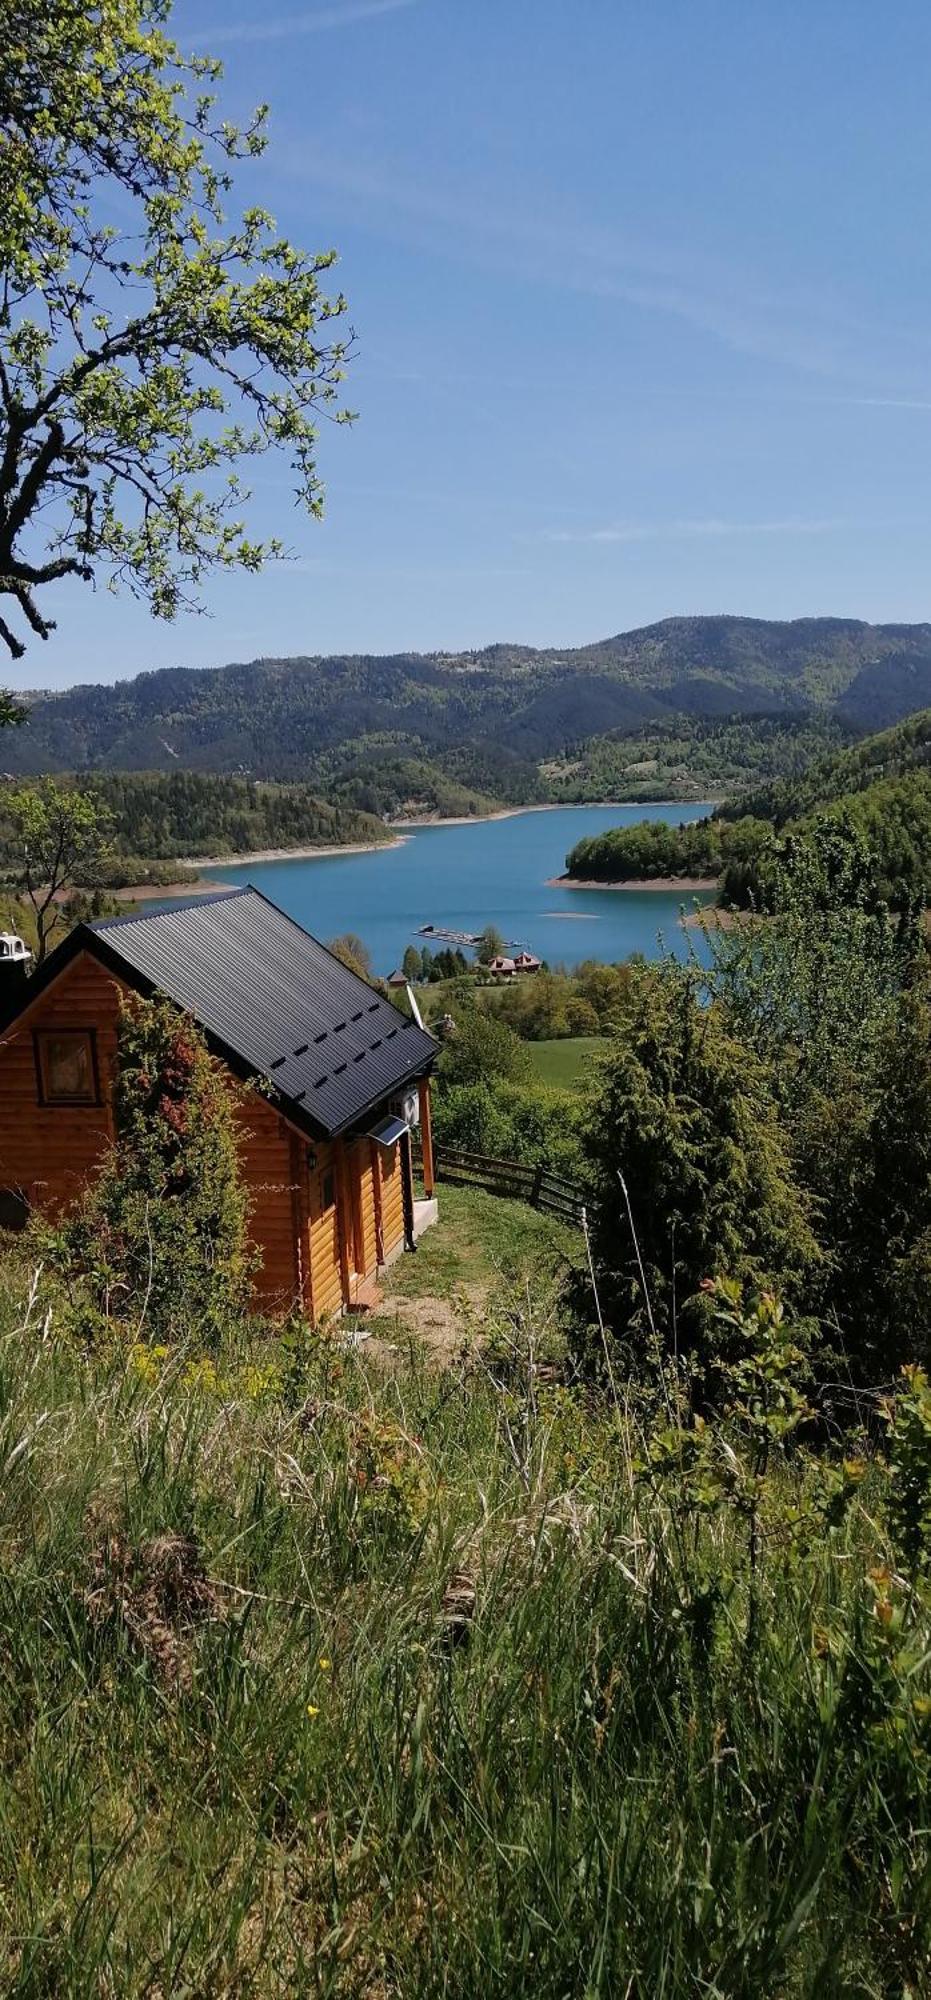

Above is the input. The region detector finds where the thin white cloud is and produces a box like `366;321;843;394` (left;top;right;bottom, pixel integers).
845;396;931;412
538;517;842;547
279;141;921;384
190;0;418;48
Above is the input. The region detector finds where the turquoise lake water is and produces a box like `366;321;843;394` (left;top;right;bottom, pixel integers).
208;802;715;975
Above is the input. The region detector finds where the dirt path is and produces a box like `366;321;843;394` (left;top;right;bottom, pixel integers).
369;1280;490;1365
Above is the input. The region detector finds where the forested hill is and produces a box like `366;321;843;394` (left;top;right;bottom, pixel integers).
565;704;931;907
715;708;931;827
7;616;931;798
0;773;391;880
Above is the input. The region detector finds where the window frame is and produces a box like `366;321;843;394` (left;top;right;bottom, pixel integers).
33;1028;102;1108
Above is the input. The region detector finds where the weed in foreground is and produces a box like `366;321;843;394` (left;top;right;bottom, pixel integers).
0;1258;928;1994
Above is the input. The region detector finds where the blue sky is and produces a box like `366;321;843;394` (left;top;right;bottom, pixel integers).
25;0;931;688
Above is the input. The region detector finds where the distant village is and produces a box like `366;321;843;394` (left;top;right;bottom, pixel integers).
388;943;542;988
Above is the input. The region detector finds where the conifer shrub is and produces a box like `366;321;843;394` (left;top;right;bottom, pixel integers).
578;964;819;1390
834;980;931;1380
700;818;926;1385
48;994;255;1345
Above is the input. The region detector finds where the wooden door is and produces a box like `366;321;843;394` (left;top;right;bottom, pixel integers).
346;1139;376;1280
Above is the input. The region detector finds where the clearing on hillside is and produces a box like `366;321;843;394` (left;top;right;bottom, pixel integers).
526;1036;607;1090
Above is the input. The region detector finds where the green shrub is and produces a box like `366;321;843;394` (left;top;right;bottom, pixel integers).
579;965;818;1385
438;1009;533;1088
434;1078;582;1180
47;993;255;1345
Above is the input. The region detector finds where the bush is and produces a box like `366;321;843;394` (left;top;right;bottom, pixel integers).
434;1078;583;1181
833;983;931;1379
579;965;818;1384
47;994;255;1344
438;1010;532;1088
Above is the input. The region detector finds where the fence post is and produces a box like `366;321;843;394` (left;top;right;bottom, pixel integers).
530;1162;544;1208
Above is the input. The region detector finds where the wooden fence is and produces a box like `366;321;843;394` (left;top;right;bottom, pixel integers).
415;1138;587;1229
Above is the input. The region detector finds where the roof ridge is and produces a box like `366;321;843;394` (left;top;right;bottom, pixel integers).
92;886;251;932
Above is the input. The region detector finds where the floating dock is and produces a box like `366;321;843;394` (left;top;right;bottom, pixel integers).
416;924;520;947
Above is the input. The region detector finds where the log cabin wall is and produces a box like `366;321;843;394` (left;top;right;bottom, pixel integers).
349;1137;378;1280
235;1090;302;1315
0;949;423;1323
303;1131;409;1319
306;1139;344;1320
0;952;121;1217
0;949;306;1315
378;1139;405;1259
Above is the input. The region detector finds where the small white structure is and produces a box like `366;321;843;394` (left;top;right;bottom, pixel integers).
0;934;32;965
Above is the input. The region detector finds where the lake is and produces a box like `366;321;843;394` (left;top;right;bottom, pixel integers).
208;802;715;975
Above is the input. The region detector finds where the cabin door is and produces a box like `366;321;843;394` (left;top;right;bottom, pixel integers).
346;1139;374;1281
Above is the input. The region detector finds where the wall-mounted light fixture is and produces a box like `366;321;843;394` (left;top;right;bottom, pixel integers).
306;1146;318;1172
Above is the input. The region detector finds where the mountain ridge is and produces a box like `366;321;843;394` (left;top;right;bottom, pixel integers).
8;615;931;801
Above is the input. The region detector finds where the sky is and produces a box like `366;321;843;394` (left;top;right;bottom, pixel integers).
22;0;931;688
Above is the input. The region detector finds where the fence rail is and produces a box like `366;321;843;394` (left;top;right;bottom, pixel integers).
415;1138;586;1228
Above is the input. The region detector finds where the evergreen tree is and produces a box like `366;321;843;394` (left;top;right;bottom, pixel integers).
581;965;818;1384
837;982;931;1379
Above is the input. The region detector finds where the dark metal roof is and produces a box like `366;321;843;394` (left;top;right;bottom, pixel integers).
83;887;437;1138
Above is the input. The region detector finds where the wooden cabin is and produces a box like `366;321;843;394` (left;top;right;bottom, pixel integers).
0;888;439;1320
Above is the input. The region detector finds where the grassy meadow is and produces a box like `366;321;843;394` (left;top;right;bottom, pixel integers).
0;1190;928;1995
526;1035;607;1091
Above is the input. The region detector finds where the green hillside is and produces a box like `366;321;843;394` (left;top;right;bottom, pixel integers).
7;617;931;804
717;707;931;826
0;771;392;884
565;704;931;907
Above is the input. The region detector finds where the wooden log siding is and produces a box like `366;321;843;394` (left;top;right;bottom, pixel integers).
307;1141;344;1321
369;1139;385;1266
379;1138;405;1257
0;953;121;1216
0;947;425;1322
350;1138;378;1282
234;1091;304;1313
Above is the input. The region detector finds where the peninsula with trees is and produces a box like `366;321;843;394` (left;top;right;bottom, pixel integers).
561;704;931;912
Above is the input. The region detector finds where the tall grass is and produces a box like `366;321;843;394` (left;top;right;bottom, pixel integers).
0;1256;927;1995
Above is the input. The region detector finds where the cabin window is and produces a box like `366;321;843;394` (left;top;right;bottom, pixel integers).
35;1030;99;1106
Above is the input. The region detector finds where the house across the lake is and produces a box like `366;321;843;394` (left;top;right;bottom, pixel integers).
0;888;438;1320
485;950;542;978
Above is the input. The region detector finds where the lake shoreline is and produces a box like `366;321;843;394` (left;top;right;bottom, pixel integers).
546;873;719;894
111;835;409;901
111;807;718;916
174;834;409;870
391;799;712;829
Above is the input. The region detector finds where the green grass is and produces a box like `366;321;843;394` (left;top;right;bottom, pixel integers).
392;1181;582;1304
526;1035;607;1090
0;1213;929;1994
